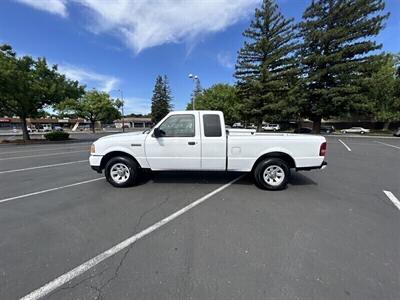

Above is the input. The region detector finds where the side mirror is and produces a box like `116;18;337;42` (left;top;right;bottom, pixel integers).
153;128;162;138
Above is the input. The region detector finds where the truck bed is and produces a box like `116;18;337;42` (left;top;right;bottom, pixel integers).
227;133;325;171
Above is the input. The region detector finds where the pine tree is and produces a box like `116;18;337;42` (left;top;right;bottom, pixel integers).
150;75;172;123
235;0;299;127
298;0;389;133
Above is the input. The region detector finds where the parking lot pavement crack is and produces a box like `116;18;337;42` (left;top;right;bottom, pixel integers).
91;195;172;300
44;196;172;299
87;283;104;300
49;267;110;297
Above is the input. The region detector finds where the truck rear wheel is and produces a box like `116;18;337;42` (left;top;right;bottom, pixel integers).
253;158;289;190
105;156;138;187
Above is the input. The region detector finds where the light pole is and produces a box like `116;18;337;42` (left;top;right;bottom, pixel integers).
117;89;125;132
188;74;199;110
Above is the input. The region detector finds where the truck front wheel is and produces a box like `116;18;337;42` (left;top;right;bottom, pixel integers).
105;156;138;187
253;158;290;190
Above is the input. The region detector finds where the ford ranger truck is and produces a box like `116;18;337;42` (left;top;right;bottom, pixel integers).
89;111;327;190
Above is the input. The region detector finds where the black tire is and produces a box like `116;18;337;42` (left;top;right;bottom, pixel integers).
105;156;139;187
253;158;290;190
360;131;365;135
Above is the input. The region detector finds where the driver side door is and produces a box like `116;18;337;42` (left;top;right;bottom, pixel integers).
144;113;201;170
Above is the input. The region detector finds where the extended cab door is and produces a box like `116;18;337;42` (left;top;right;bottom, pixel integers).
200;111;226;170
144;112;201;170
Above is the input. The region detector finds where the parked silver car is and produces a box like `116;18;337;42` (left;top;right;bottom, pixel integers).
341;127;370;134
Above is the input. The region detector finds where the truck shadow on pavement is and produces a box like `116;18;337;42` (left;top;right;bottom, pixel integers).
136;171;317;187
139;171;252;186
288;172;317;186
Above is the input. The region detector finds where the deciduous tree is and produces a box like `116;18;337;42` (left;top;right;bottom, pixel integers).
365;54;400;129
186;84;242;125
0;44;84;140
56;90;121;133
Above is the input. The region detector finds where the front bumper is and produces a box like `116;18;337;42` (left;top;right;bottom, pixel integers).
91;165;102;173
89;155;103;173
296;161;327;171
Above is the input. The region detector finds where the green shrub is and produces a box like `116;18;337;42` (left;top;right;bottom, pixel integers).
44;131;70;141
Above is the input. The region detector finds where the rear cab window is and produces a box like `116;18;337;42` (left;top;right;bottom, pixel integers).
203;114;222;137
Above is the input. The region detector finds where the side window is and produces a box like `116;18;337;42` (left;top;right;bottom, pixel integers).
158;114;195;137
203;114;222;137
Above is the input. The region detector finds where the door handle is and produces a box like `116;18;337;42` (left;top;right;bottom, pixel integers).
188;141;196;145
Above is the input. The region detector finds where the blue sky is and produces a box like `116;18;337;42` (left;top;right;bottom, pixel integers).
1;0;399;114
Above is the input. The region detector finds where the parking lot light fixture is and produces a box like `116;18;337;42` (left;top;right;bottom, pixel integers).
188;74;200;110
111;89;125;132
117;89;125;133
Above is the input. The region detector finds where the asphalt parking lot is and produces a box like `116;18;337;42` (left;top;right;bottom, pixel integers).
0;136;399;300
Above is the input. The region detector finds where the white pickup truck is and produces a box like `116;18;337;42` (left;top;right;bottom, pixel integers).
89;111;327;190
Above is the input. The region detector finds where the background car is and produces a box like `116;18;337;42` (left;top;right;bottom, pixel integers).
294;127;312;134
37;124;52;132
262;123;280;131
320;125;335;134
341;127;370;134
232;122;244;128
393;127;400;137
53;126;64;132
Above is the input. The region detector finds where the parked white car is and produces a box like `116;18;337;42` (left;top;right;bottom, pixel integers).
341;127;370;134
53;126;64;132
232;122;244;128
38;124;52;132
262;123;280;131
90;111;327;190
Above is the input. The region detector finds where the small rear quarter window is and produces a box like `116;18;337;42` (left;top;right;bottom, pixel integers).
203;114;222;137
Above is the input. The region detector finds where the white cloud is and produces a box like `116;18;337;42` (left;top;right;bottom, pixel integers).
217;51;235;69
17;0;258;53
57;64;119;92
16;0;68;17
123;97;151;115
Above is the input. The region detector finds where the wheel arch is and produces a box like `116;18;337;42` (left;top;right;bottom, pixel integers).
251;151;296;172
100;151;141;171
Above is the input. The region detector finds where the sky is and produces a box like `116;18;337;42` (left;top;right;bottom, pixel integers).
1;0;399;114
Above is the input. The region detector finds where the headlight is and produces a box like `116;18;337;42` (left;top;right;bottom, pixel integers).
90;144;95;154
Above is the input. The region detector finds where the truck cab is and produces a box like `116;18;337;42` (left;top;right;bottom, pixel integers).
147;111;226;170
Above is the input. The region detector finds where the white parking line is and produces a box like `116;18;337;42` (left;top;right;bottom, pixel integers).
0;150;87;161
0;178;103;204
0;160;87;174
376;141;400;150
0;142;90;150
20;174;245;300
0;146;89;155
383;191;400;211
338;139;352;151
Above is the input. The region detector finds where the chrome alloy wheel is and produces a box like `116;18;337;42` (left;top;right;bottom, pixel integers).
110;163;131;184
263;165;285;186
